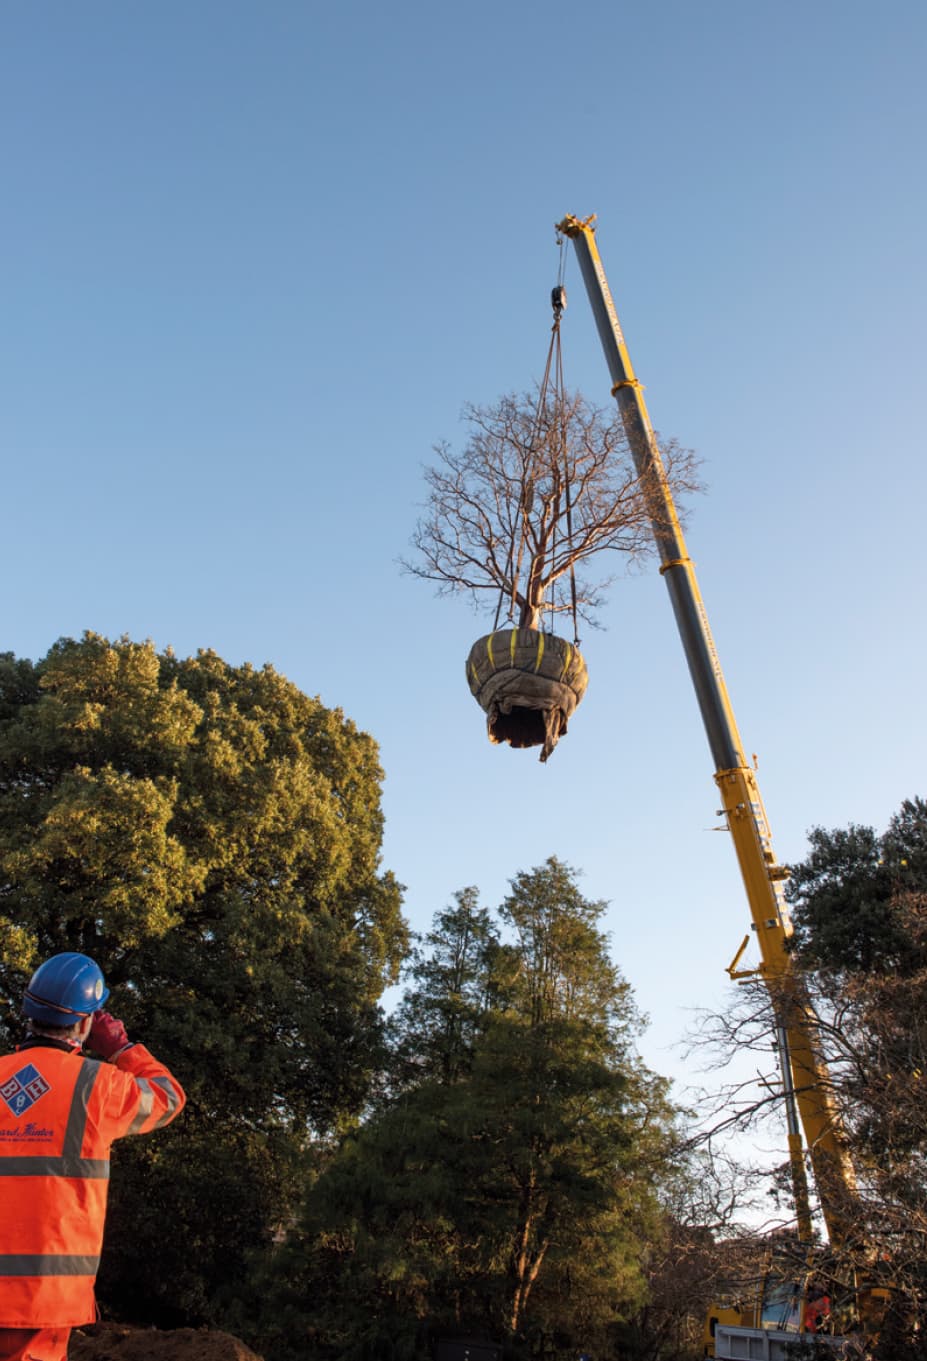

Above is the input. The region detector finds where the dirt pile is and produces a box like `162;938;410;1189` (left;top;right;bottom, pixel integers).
70;1323;265;1361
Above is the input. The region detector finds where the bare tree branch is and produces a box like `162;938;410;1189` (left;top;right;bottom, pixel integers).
402;390;702;631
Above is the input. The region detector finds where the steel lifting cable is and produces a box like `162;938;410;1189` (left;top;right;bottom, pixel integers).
555;308;581;646
542;307;580;646
492;312;561;631
548;234;580;644
551;222;580;644
493;240;580;644
546;313;562;639
512;308;559;623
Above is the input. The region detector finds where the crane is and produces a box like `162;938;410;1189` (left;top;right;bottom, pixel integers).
556;215;862;1344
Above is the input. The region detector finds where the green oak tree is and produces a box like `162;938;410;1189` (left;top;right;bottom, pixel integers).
0;634;407;1326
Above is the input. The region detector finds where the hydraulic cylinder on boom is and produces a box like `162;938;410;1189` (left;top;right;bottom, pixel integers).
556;214;857;1249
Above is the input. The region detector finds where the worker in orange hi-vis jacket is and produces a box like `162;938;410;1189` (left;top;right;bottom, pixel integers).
0;952;186;1361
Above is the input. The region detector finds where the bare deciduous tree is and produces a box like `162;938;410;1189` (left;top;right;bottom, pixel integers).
685;884;927;1352
403;389;701;633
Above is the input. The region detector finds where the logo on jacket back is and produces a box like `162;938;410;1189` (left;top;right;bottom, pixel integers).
1;1064;51;1117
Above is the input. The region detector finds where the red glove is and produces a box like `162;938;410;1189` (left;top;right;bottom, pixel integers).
89;1010;131;1061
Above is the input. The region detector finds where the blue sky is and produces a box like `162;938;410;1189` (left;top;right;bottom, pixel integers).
3;1;926;1122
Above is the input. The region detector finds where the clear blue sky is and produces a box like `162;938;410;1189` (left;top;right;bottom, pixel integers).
3;2;925;1110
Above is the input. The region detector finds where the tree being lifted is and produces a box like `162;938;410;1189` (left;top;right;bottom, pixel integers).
404;287;700;760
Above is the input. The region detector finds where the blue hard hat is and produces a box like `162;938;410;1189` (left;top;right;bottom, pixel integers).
23;952;110;1025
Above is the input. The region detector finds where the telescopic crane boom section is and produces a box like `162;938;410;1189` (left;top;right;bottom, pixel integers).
557;214;857;1247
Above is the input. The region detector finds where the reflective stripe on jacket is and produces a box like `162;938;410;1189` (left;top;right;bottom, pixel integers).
0;1043;185;1326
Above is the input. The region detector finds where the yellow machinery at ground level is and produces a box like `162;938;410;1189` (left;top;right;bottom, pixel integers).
701;1247;848;1356
556;216;863;1352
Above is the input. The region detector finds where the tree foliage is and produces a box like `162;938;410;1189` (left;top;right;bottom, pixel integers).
787;798;927;976
262;859;680;1361
690;799;927;1353
780;800;927;1351
403;391;700;631
0;634;407;1324
387;886;501;1089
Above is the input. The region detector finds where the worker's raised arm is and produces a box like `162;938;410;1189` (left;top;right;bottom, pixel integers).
88;1010;186;1140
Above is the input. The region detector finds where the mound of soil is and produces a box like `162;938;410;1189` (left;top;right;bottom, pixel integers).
70;1323;265;1361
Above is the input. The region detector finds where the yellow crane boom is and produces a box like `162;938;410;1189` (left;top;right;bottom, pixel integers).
557;214;857;1246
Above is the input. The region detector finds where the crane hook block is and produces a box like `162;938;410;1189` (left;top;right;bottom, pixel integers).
551;285;567;314
466;628;588;763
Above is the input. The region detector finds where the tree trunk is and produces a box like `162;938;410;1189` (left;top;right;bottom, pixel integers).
509;1172;550;1334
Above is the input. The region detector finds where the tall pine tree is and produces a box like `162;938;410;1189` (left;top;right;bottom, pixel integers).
264;859;677;1361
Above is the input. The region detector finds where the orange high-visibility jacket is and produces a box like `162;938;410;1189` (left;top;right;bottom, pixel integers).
0;1039;185;1326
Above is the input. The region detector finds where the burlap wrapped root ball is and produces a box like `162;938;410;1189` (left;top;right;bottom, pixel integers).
466;629;588;762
